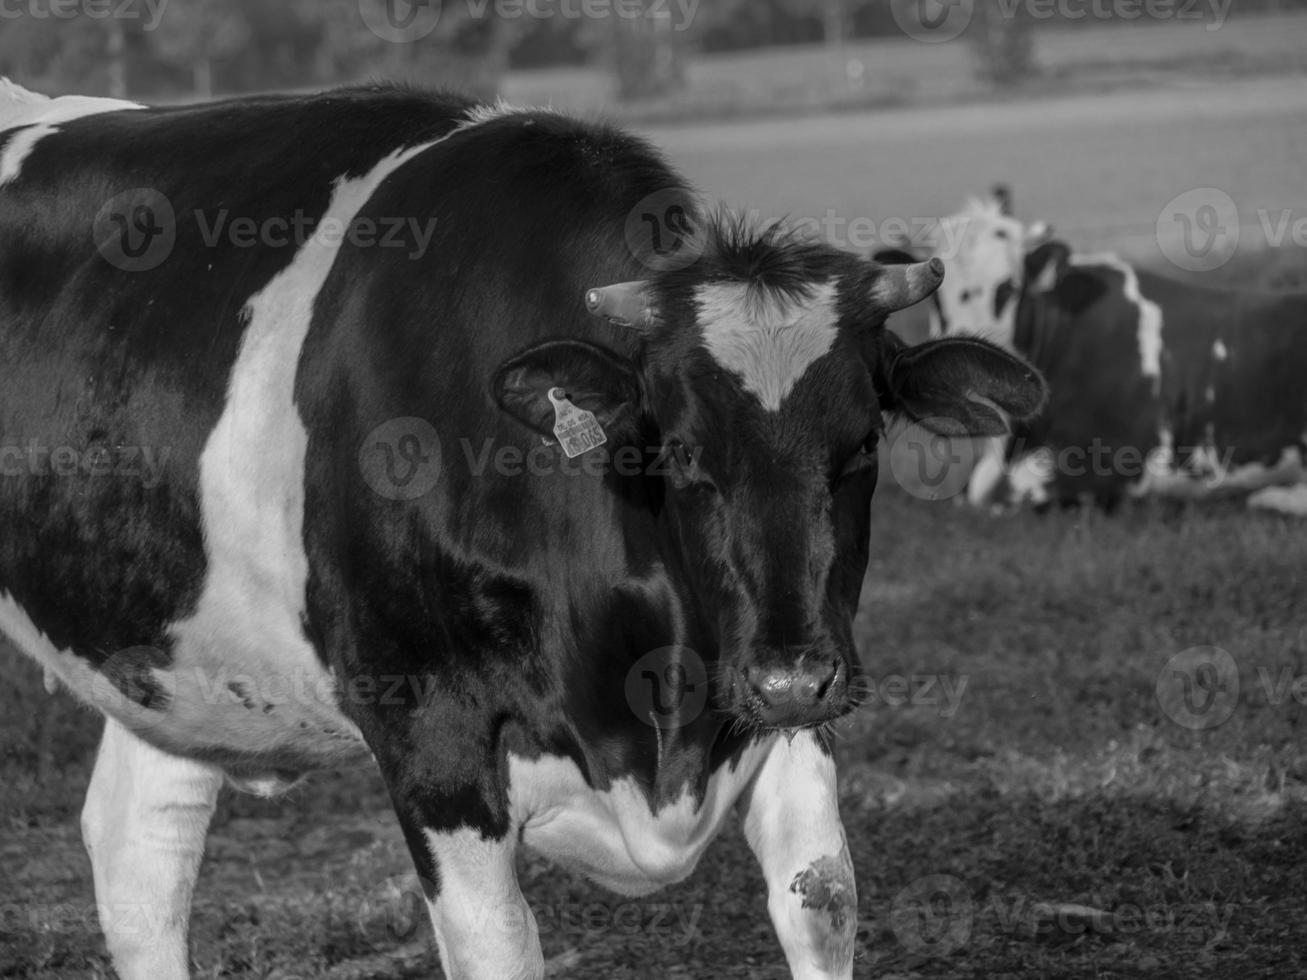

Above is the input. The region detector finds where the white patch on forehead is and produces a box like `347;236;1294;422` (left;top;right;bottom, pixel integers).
0;94;144;186
1073;253;1162;386
696;280;840;411
1213;339;1228;361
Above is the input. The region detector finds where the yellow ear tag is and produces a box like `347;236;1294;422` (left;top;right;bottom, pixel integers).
548;388;607;459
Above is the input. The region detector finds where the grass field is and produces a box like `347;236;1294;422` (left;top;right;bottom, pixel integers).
5;67;1307;980
5;490;1307;979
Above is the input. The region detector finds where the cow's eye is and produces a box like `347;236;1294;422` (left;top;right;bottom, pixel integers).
958;289;973;303
837;446;877;481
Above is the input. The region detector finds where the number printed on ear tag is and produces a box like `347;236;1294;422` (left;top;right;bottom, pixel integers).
548;387;607;459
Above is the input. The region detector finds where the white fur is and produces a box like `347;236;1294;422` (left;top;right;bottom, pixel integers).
165;139;455;764
1005;448;1054;507
81;719;223;980
739;732;855;980
0;83;143;185
927;198;1026;346
424;828;543;980
1249;484;1307;516
697;280;840;411
508;741;772;893
423;733;853;980
1071;253;1162;388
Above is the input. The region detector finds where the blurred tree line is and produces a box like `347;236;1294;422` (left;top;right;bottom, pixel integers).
0;0;1303;101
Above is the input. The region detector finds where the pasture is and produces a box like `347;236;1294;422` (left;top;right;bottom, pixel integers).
4;76;1307;979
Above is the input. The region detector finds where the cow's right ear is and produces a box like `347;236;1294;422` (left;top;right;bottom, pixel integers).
492;340;643;439
878;335;1047;437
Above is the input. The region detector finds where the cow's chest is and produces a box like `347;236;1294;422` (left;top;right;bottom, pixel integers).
505;742;773;895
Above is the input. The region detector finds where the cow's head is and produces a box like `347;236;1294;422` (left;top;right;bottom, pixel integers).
494;219;1045;730
876;186;1049;348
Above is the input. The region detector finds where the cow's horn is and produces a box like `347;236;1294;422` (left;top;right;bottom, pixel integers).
584;281;653;328
873;257;945;312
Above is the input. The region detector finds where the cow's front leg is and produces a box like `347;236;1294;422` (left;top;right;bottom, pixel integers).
419;825;542;980
81;718;223;980
739;731;857;980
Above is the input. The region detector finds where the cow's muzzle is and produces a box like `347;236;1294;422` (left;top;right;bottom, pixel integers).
733;653;851;729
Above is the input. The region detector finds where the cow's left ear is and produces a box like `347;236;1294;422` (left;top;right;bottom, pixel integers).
879;336;1047;437
492;339;643;439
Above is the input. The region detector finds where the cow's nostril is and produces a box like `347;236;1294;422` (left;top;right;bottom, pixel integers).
747;659;837;707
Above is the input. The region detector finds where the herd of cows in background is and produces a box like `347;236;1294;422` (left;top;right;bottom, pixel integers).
0;75;1301;980
875;186;1307;515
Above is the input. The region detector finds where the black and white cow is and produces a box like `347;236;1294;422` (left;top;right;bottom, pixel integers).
881;185;1307;513
874;187;1050;507
0;81;1045;980
1009;242;1307;511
